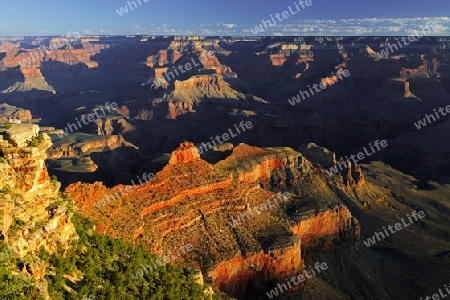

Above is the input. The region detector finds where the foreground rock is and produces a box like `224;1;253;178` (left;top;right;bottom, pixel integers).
0;124;78;299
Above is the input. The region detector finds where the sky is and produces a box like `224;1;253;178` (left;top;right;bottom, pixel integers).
1;0;450;36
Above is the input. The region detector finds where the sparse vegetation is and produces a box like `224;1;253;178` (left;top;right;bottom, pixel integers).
0;185;12;195
27;134;44;147
8;217;26;236
3;122;12;129
0;210;215;299
0;156;10;165
43;213;214;300
50;175;59;188
29;221;47;234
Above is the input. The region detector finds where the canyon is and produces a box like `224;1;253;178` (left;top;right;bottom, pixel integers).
0;35;449;299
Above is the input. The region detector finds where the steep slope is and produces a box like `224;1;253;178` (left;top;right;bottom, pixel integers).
67;141;450;299
66;142;362;298
0;124;78;298
0;124;218;300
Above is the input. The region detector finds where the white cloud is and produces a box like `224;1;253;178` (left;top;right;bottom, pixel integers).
221;23;236;28
23;17;447;36
241;17;450;36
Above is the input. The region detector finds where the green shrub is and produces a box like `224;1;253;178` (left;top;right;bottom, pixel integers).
0;200;217;299
0;157;10;165
0;185;12;195
43;213;213;299
0;272;44;300
38;248;50;262
3;122;12;129
28;135;44;147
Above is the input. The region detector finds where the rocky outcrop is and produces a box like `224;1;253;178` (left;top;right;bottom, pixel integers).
216;144;311;188
173;74;241;100
66;142;361;299
340;160;364;187
208;238;302;297
93;116;134;136
291;204;360;248
0;124;78;299
0;104;33;123
165;101;195;119
199;53;237;78
299;143;336;169
270;53;287;66
1;41;108;92
2;43;107;69
0;123;39;147
48;134;136;159
168;142;201;164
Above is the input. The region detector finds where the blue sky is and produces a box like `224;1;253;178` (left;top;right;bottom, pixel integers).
1;0;449;36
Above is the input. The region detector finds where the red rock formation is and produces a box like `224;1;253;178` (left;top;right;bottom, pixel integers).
165;101;195;119
66;143;360;298
45;44;106;68
199;53;237;77
291;205;359;244
0;41;20;53
154;67;169;79
208;241;303;297
172;74;246;103
270;53;287;66
216;144;311;188
2;43;107;69
168;142;201;165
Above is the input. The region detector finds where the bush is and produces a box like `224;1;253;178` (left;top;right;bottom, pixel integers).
3;122;12;129
44;213;212;299
0;157;10;165
0;200;217;299
28;135;44;147
0;272;44;300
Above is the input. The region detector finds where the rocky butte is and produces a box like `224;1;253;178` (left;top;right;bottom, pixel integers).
67;142;362;298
